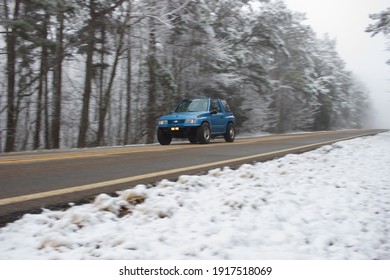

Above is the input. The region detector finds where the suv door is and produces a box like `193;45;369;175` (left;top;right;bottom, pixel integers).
210;99;225;134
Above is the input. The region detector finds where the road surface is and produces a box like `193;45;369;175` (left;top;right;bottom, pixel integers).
0;129;385;225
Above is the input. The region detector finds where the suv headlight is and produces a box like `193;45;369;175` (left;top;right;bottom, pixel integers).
185;119;197;124
159;120;168;125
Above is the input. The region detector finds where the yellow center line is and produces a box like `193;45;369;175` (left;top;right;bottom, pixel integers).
0;143;223;165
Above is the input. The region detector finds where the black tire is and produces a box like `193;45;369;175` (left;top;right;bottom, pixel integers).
224;123;236;142
196;122;211;144
157;128;172;145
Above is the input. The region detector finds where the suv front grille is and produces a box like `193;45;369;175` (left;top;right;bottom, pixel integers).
168;120;185;124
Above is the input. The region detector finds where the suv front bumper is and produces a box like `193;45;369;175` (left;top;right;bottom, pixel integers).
158;126;198;138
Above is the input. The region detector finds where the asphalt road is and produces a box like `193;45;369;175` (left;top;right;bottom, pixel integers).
0;129;386;225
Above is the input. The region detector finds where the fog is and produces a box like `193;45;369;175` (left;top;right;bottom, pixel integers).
284;0;390;128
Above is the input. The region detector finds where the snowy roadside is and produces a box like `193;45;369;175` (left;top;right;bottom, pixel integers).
0;132;389;260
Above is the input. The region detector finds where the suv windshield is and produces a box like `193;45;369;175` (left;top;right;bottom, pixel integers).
175;99;209;113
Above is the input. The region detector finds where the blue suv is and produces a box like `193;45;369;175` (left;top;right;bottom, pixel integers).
157;98;236;145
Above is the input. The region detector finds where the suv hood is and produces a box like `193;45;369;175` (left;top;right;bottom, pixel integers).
160;111;210;120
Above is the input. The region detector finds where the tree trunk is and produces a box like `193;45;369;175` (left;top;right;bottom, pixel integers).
51;11;65;149
44;66;50;149
33;12;49;150
97;5;131;147
124;3;133;145
124;42;132;145
96;25;107;147
145;19;158;144
78;0;96;148
33;76;43;150
4;0;20;152
97;43;123;146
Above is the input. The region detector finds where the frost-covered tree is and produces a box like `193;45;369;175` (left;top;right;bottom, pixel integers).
0;0;372;152
367;7;390;65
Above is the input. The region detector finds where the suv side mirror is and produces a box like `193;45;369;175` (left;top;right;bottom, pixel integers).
210;110;218;115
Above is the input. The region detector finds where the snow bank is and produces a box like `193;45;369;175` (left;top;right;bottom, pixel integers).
0;132;389;259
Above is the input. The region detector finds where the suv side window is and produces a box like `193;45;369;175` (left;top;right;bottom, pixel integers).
221;100;231;112
210;99;222;113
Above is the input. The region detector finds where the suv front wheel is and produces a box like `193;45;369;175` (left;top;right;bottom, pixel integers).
197;122;211;144
157;128;172;145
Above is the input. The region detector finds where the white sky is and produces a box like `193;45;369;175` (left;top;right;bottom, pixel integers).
283;0;390;128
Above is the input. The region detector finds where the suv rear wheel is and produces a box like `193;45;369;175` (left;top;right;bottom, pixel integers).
224;123;236;142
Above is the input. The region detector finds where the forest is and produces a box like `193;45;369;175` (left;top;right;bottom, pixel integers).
0;0;371;152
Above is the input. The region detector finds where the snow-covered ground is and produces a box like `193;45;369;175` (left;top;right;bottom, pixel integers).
0;132;389;260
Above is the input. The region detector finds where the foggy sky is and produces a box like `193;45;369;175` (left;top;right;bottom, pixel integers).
283;0;390;128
